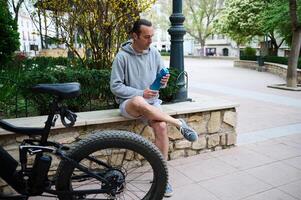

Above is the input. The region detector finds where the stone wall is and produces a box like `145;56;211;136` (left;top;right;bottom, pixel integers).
38;48;85;57
0;99;238;193
234;60;301;84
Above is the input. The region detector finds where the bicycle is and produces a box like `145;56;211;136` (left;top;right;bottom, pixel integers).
0;82;168;200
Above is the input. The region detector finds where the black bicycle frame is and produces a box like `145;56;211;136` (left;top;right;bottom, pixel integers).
0;97;113;197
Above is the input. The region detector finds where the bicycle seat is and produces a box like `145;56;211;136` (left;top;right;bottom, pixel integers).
32;82;80;99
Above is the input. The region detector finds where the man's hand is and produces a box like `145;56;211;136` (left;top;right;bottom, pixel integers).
160;74;170;87
143;88;158;99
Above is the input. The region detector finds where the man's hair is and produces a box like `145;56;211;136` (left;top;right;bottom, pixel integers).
130;19;152;36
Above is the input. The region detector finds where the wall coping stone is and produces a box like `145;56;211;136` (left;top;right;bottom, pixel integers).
0;94;239;136
234;60;301;72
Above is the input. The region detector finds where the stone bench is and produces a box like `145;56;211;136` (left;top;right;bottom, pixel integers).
0;94;238;160
0;94;238;193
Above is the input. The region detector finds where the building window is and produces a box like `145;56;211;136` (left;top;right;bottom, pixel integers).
222;48;229;56
206;48;216;56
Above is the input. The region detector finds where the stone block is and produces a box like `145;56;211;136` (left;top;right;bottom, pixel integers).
168;142;174;152
167;125;183;140
226;132;237;145
50;131;80;142
189;121;207;135
57;137;76;144
221;122;234;132
186;150;198;157
188;114;202;122
214;146;223;151
219;133;226;146
207;134;220;148
192;136;206;150
16;135;29;143
175;140;191;149
140;126;155;141
169;150;185;160
208;112;221;133
223;111;237;127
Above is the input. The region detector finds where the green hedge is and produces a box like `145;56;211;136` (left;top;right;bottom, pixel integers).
160;51;170;56
1;57;180;118
18;66;115;115
240;55;301;69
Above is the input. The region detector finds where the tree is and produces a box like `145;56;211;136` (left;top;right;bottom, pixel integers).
214;0;265;50
8;0;25;23
184;0;224;56
260;0;289;56
0;0;20;65
37;0;156;69
142;0;172;31
287;0;301;87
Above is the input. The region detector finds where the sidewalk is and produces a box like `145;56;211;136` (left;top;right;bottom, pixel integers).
165;58;301;200
29;131;301;200
167;132;301;200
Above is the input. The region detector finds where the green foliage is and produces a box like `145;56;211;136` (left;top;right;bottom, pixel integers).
37;0;156;69
214;0;265;45
1;57;181;118
260;0;301;46
160;51;170;56
0;0;20;65
160;68;180;103
18;66;116;115
184;0;224;45
244;47;256;57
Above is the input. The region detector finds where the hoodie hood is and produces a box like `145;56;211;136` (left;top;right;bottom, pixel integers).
121;40;150;56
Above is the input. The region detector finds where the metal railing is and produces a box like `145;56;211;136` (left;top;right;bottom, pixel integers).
0;76;117;119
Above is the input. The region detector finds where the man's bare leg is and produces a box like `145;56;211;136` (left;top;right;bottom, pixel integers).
149;121;169;160
125;96;182;127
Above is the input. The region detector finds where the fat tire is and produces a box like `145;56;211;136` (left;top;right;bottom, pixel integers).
55;130;168;200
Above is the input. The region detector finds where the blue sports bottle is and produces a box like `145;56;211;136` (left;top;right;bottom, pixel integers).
150;67;169;91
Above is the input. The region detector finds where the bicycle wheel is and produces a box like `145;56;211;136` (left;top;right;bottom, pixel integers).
55;130;168;200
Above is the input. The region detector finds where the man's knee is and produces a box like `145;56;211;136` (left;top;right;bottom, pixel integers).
130;96;149;109
151;121;167;133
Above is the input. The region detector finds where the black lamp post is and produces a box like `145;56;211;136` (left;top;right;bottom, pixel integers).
168;0;189;102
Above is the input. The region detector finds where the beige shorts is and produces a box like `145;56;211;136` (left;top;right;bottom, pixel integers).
119;98;162;123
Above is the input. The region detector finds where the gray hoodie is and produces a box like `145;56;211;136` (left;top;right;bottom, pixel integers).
110;40;164;104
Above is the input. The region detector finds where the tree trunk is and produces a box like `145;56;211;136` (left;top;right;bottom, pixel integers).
200;40;205;57
37;10;44;49
287;0;301;87
287;29;301;87
55;11;60;48
237;43;240;58
269;37;278;56
43;10;48;49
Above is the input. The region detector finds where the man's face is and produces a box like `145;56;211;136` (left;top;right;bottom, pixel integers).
133;25;154;50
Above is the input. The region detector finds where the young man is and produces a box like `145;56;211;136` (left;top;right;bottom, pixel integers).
110;19;198;197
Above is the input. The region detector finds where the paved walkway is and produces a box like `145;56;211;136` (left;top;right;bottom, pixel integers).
164;58;301;200
167;132;301;200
